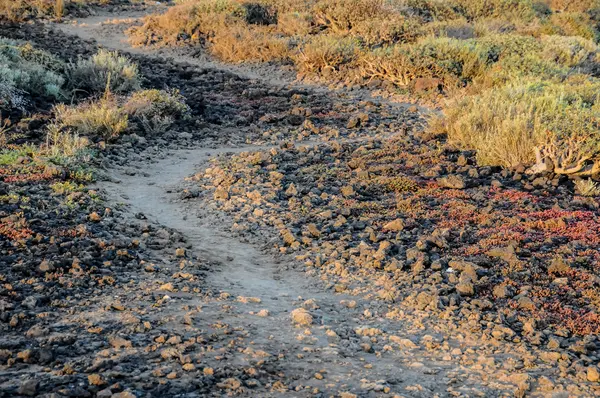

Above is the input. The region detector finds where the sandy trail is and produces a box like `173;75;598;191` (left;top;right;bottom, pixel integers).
42;9;540;397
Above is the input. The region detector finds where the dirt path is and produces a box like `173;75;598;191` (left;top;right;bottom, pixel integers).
50;12;473;396
99;143;456;396
8;8;585;398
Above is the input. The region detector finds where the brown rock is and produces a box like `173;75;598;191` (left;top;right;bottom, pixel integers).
108;336;132;349
217;378;242;390
548;256;571;275
285;183;298;196
347;116;361;129
518;296;536;310
38;259;55;272
214;186;229;201
587;366;600;382
493;284;513;299
456;280;474;296
437;175;466;189
88;373;105;386
383;219;404;232
291;308;313;326
17;379;38;396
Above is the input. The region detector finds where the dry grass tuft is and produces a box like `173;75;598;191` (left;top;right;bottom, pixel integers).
209;25;290;63
575;179;600;196
294;35;359;75
52;98;129;140
0;0;115;21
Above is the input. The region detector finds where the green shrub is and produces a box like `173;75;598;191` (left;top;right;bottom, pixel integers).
402;0;463;22
421;18;476;39
125;89;190;119
66;49;141;95
434;81;600;175
0;37;64;101
455;0;549;22
403;0;547;23
472;33;543;60
476;53;568;88
358;37;491;89
124;88;190;134
0;81;27;111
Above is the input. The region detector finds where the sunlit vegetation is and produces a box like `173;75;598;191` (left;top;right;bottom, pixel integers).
128;0;600;175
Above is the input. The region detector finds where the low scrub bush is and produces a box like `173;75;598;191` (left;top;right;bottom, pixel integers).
548;0;600;13
0;82;27;111
473;18;517;36
542;12;599;40
128;0;247;47
209;25;290;63
421;18;476;40
358;37;490;90
434;81;600;175
124;88;190;134
124;88;190;119
473;33;543;60
351;15;421;45
541;35;598;67
294;35;359;75
0;0;114;22
475;53;568;89
0;0;56;21
402;0;463;22
0;37;64;103
239;2;277;25
0;117;11;146
456;0;549;22
52;98;129;140
276;12;314;36
45;126;90;158
65;49;141;95
312;0;387;33
403;0;547;23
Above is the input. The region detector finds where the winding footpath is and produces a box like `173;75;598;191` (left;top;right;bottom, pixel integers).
1;7;585;397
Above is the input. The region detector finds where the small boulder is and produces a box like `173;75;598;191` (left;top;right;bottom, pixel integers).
437;175;466;189
587;366;600;382
383;219;404;232
290;308;313;326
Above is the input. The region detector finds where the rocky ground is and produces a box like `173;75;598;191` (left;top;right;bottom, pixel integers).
1;4;600;398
